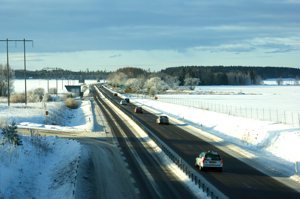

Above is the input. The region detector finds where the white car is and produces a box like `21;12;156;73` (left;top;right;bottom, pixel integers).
120;100;127;105
195;150;223;171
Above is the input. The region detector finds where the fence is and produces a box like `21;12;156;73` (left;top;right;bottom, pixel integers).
131;94;300;128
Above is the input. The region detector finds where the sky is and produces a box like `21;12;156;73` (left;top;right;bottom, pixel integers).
0;0;300;72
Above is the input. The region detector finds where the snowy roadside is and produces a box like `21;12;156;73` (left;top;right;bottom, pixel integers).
0;96;97;199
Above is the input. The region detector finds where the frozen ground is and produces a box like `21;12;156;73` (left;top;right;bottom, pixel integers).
0;79;299;198
0;95;97;198
13;79;102;94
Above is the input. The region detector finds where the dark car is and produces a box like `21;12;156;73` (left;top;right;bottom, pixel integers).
156;116;169;125
124;98;130;103
120;100;127;105
134;107;143;113
113;93;118;96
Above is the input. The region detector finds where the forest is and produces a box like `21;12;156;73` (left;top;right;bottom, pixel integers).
160;66;300;85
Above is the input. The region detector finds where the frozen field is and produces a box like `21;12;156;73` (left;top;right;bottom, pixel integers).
13;79;99;94
155;84;300;127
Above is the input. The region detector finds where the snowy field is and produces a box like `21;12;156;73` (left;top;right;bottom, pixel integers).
156;84;300;127
13;79;100;94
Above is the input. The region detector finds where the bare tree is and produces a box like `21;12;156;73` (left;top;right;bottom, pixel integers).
276;77;283;85
0;64;15;97
107;72;128;87
184;77;200;90
295;76;299;85
144;77;169;94
125;78;143;92
164;75;180;90
149;86;158;96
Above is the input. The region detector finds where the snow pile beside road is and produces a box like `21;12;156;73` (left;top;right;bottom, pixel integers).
8;100;94;132
0;135;80;199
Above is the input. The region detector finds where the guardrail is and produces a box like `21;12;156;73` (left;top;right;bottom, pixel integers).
94;85;227;199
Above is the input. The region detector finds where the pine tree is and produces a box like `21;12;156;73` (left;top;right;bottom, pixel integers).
0;121;22;146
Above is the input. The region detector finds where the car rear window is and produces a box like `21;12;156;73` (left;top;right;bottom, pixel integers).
205;154;220;160
161;116;168;119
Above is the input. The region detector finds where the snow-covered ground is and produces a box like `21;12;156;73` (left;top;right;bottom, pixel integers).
0;96;97;198
12;79;101;94
1;79;300;198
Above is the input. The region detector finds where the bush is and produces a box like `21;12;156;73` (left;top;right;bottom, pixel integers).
34;88;45;101
10;93;25;103
10;88;49;103
66;98;79;109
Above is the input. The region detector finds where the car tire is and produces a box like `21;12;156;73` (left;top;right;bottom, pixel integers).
195;162;198;168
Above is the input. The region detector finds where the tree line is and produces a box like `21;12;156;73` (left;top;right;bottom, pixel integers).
161;66;300;85
13;68;110;80
1;65;299;97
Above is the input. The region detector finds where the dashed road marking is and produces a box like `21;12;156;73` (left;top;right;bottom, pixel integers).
244;183;251;188
122;156;126;160
130;178;136;183
127;169;132;174
124;162;129;166
134;188;140;194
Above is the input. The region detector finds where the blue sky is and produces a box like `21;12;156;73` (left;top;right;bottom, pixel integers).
0;0;299;72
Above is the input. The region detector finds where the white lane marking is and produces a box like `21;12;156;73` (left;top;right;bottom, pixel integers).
130;178;136;183
244;183;251;188
127;169;132;174
124;162;129;167
188;145;192;148
120;151;124;155
134;188;140;194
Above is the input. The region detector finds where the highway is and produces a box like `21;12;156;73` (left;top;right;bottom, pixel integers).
97;84;300;199
93;88;198;199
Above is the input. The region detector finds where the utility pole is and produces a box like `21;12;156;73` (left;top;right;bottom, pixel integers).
6;39;9;106
0;38;33;106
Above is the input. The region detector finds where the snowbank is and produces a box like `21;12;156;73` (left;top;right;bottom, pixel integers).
0;135;80;199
